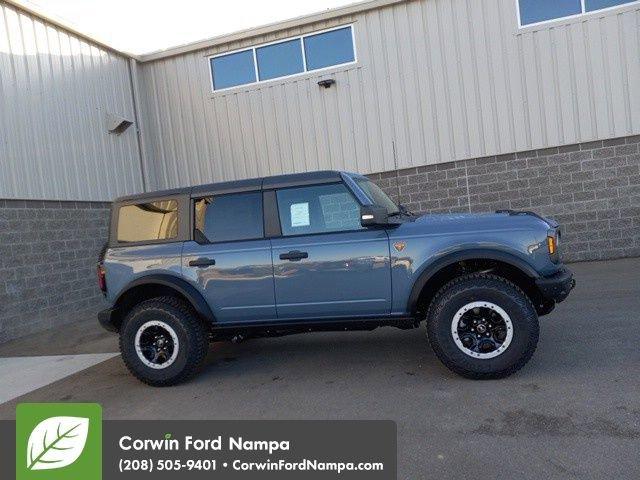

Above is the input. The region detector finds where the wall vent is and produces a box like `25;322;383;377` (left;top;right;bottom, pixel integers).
106;112;133;135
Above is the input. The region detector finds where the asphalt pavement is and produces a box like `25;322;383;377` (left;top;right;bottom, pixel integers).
1;258;639;479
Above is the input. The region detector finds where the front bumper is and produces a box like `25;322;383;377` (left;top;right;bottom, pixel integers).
535;267;575;303
98;307;119;332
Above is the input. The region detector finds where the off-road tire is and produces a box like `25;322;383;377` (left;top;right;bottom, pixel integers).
119;296;209;386
426;273;539;379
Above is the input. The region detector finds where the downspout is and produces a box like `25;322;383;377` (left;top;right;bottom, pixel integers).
127;57;148;192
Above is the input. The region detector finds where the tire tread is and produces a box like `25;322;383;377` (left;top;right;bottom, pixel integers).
119;296;208;387
426;273;539;379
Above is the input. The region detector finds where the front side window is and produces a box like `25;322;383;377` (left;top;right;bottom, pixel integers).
354;178;399;216
195;192;263;243
518;0;636;25
276;183;362;236
209;25;355;90
117;200;178;243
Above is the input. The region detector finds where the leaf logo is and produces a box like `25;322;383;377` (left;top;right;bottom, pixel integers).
26;416;90;470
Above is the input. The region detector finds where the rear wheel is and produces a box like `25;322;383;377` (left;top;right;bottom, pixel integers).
119;296;208;386
426;273;539;379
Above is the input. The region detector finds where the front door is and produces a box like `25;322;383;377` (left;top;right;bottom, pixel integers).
270;182;391;320
182;191;276;323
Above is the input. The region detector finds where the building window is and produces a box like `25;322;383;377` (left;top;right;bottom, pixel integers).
194;192;263;243
210;49;256;90
117;200;178;243
304;26;355;71
584;0;636;10
209;25;355;91
518;0;637;26
256;39;304;81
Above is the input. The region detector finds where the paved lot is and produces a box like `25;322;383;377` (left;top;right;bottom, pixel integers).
1;258;639;479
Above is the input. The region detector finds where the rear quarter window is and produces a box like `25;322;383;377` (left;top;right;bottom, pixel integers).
117;200;179;242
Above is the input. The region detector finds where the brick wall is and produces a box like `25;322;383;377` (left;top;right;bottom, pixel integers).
321;191;361;230
369;135;640;262
0;200;110;343
1;135;639;343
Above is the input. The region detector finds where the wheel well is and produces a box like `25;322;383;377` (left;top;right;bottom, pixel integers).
111;284;208;332
415;259;546;317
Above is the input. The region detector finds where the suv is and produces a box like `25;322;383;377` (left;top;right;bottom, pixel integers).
97;171;574;386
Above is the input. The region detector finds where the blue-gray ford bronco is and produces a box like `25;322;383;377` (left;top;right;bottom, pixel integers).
97;171;575;386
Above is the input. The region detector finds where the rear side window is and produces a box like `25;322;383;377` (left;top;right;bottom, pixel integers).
195;192;263;243
276;183;362;236
117;200;178;243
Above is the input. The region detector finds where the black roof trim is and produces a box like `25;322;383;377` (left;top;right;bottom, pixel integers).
114;186;191;203
113;171;346;203
192;177;263;197
262;170;342;190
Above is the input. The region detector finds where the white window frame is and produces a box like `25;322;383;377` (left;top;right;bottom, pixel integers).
208;24;357;93
516;0;640;29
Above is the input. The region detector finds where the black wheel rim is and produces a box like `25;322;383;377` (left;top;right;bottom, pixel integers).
134;321;179;369
451;301;513;359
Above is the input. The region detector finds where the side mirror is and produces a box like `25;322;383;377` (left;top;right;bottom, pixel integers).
360;205;389;227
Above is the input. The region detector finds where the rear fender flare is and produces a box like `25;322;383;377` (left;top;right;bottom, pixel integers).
114;274;216;324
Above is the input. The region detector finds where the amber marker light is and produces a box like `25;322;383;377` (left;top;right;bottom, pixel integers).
547;236;556;255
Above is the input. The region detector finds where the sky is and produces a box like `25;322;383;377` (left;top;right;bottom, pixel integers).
21;0;361;55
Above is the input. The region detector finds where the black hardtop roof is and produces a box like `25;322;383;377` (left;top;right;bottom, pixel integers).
113;170;363;203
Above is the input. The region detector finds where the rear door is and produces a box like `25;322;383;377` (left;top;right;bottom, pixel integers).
269;182;392;320
182;190;276;323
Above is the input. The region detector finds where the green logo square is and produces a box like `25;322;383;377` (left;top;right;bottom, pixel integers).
16;403;102;480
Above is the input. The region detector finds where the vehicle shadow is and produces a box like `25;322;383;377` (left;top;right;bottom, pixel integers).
201;326;436;379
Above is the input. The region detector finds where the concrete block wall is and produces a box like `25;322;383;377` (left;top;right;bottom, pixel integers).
369;135;640;262
1;135;639;343
0;200;110;343
321;191;361;230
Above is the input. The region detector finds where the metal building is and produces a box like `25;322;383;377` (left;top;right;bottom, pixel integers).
1;0;639;341
137;0;640;189
0;1;144;201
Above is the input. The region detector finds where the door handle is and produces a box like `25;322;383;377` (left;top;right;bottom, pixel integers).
188;257;216;267
279;250;308;261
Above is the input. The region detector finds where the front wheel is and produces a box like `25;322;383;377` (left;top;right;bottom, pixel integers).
119;297;209;386
426;273;539;379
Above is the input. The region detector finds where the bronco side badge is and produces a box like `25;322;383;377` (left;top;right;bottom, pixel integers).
394;241;406;252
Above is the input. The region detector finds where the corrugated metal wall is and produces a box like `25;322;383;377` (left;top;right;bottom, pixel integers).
138;0;640;190
0;1;144;201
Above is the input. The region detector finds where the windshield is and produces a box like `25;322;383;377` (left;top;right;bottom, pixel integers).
355;178;400;215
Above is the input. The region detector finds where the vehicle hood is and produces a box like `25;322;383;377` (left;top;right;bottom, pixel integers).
399;211;555;234
387;211;561;277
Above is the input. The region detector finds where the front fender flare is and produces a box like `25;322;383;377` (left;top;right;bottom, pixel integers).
406;248;540;315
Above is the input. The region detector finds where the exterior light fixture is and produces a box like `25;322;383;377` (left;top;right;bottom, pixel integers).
318;79;336;88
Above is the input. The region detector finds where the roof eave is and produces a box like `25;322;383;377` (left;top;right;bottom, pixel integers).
137;0;408;62
4;0;407;63
4;0;140;60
